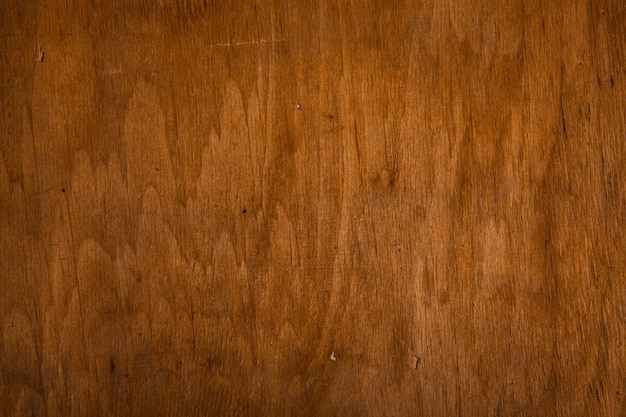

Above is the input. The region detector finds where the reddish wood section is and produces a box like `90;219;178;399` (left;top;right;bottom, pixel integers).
1;0;625;415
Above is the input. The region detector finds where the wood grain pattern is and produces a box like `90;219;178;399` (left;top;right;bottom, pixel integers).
1;0;625;415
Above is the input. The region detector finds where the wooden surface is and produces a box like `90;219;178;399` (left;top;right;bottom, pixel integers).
1;0;625;415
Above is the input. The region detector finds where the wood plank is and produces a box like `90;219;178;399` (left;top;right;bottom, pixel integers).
1;0;625;415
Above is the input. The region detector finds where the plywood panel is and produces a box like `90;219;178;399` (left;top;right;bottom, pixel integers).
1;0;625;416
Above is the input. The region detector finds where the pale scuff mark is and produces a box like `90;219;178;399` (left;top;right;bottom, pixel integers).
412;355;421;369
37;42;44;62
329;351;338;362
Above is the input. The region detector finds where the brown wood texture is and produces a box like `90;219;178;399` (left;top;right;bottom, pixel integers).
1;0;625;416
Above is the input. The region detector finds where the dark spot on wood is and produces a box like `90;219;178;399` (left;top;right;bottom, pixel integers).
62;188;65;192
375;169;395;189
610;76;614;87
110;359;116;373
242;209;247;214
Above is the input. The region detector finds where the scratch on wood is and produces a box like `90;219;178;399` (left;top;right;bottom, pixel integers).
560;94;568;141
27;184;65;198
210;38;286;48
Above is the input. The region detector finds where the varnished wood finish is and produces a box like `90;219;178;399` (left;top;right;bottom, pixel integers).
1;1;625;415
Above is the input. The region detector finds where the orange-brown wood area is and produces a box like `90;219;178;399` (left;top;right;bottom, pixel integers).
1;0;625;416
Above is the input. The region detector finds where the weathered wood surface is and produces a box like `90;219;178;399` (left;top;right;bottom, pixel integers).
1;0;625;415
